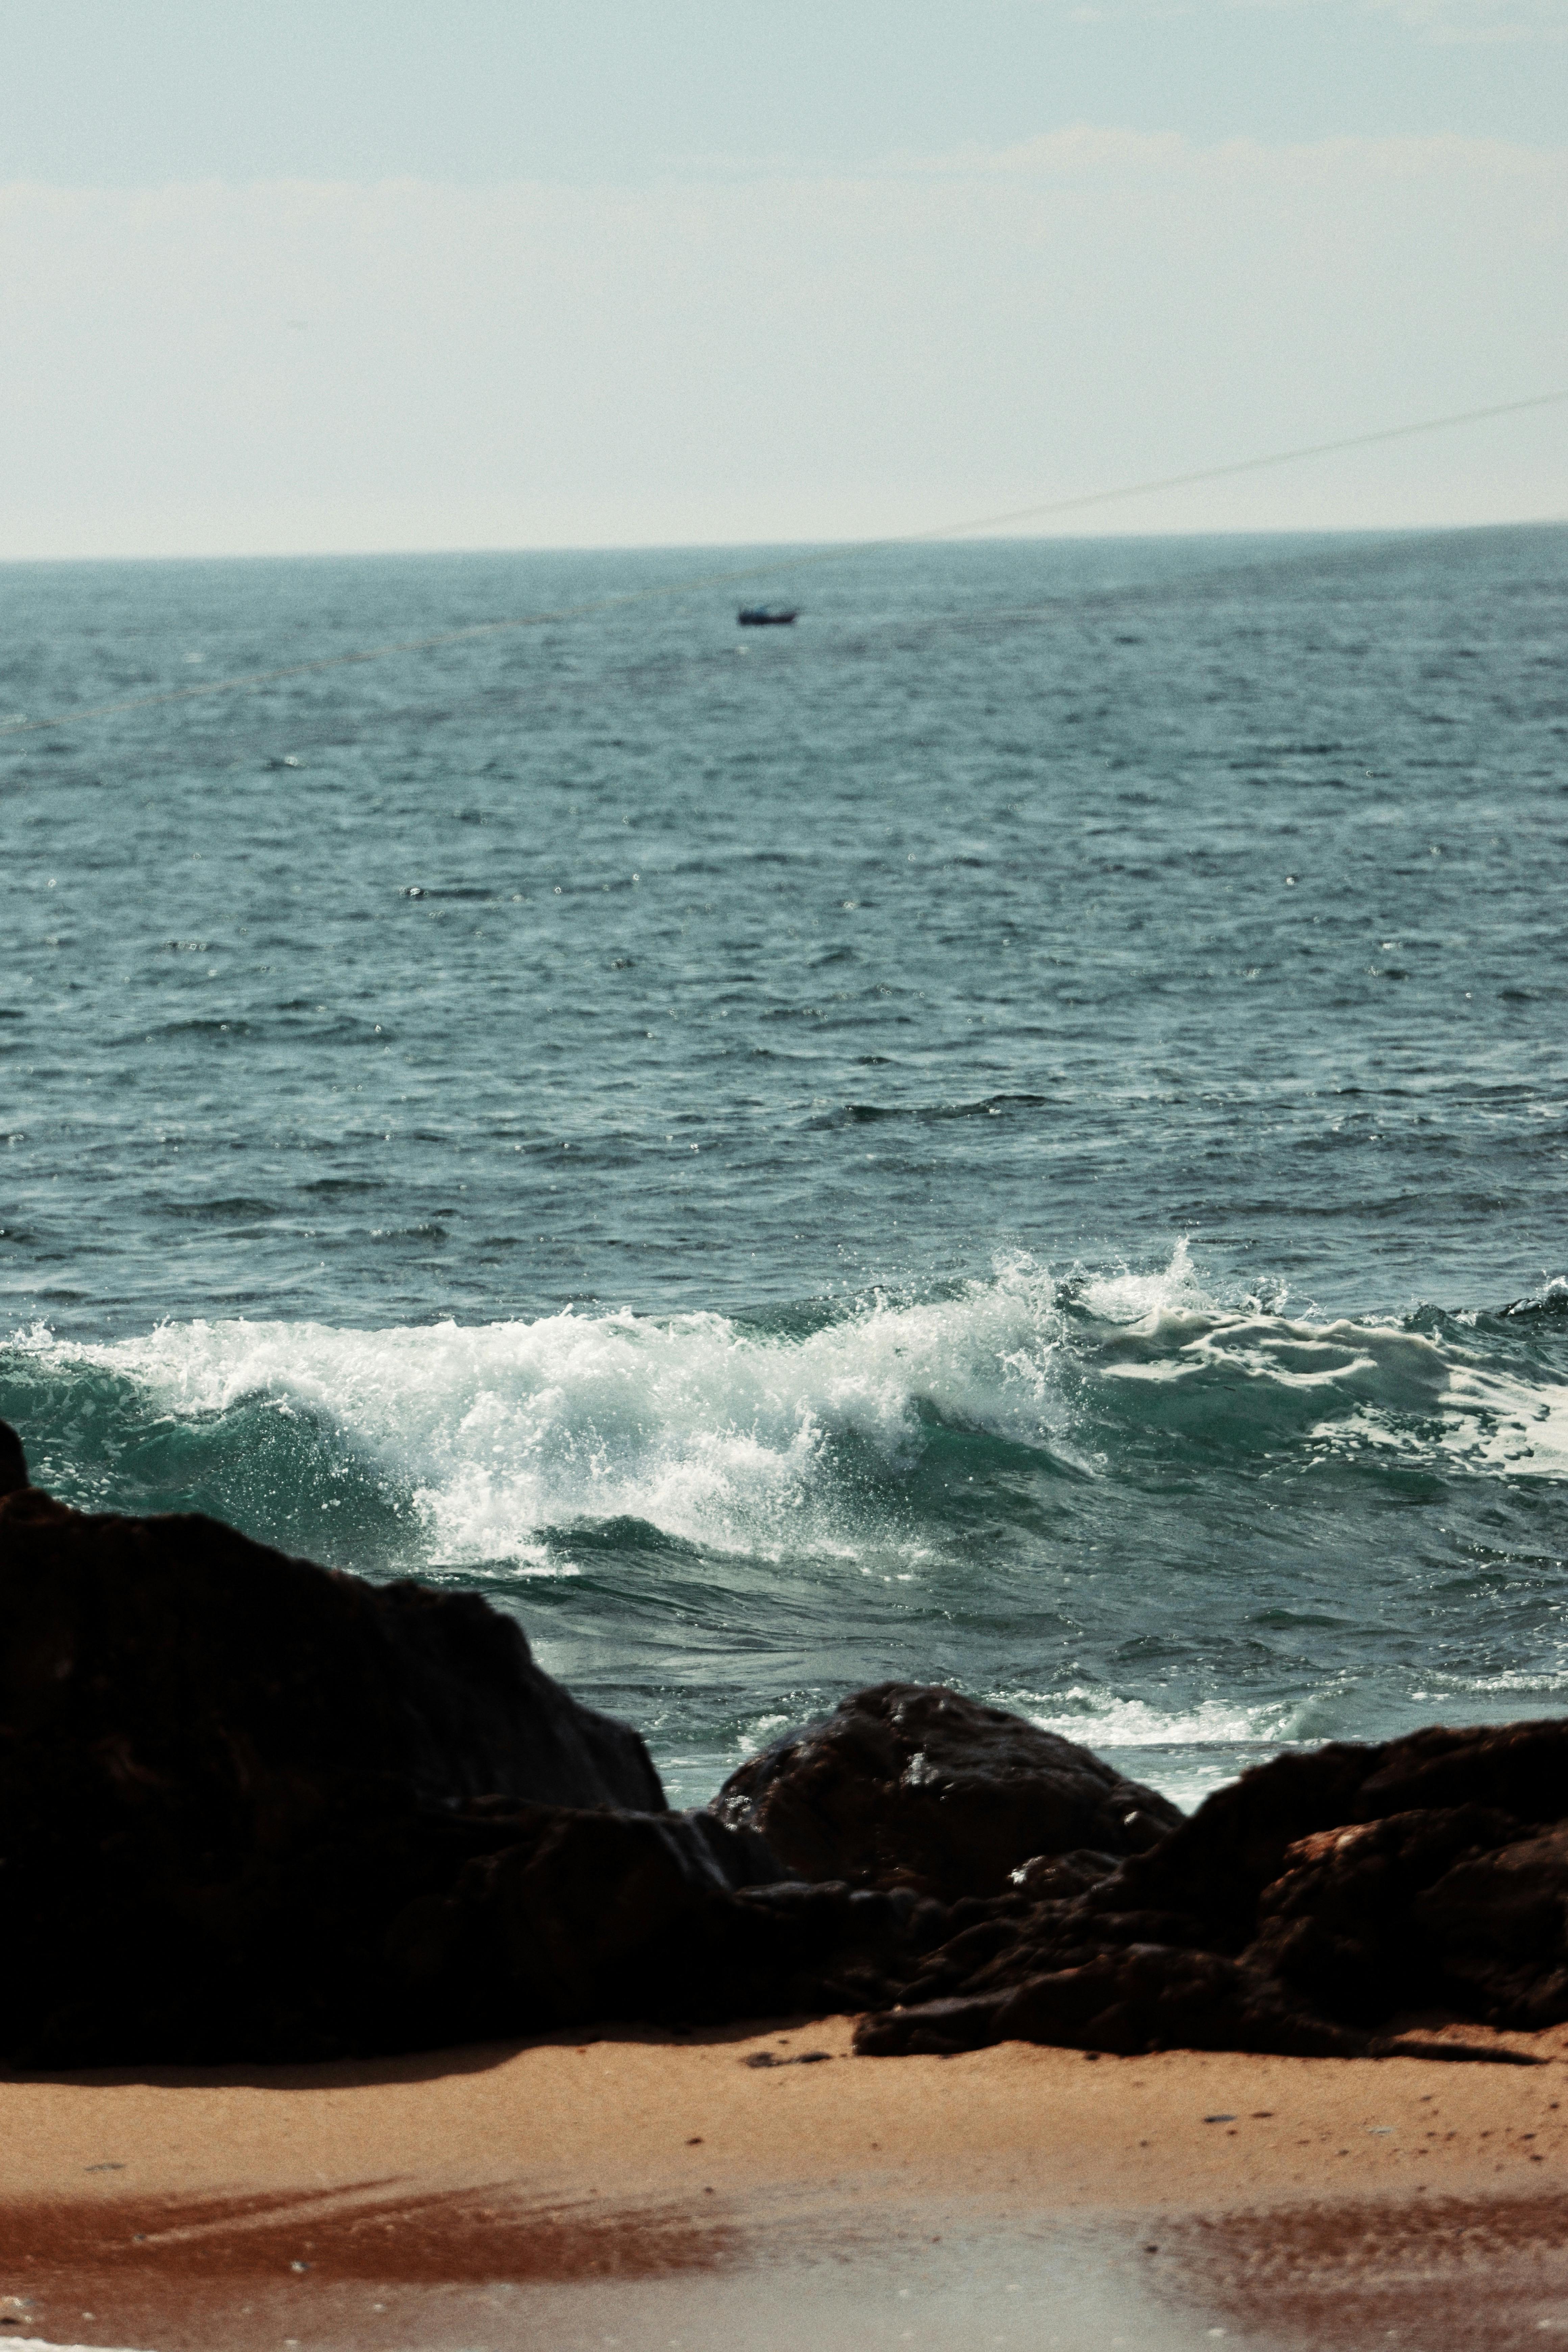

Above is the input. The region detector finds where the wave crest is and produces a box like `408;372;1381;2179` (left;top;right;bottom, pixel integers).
7;1247;1566;1569
5;1260;1075;1566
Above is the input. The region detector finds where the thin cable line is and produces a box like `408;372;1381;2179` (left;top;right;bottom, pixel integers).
2;387;1563;739
905;389;1568;539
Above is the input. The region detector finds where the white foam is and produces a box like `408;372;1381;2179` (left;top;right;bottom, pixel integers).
14;1259;1075;1566
1074;1276;1568;1480
1011;1685;1299;1750
1434;1361;1568;1479
1415;1666;1568;1701
15;1247;1565;1570
1075;1233;1211;1326
1006;1684;1373;1815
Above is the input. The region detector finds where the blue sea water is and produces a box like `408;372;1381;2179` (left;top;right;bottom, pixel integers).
2;524;1566;1810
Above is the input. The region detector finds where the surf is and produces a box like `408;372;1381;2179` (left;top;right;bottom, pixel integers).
7;1247;1565;1573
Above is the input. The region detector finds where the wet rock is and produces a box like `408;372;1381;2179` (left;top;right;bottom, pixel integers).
1416;1822;1568;1967
1243;1805;1528;2026
1;1475;934;2067
709;1683;1183;1901
390;1825;931;2047
1009;1848;1125;1902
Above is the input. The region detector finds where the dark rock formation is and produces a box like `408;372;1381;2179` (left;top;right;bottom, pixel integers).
6;1450;1568;2069
388;1819;933;2053
0;1418;28;1497
709;1682;1182;1901
855;1945;1541;2065
854;1723;1568;2059
857;1946;1387;2060
0;1478;950;2067
0;1481;775;2064
1;1482;663;1813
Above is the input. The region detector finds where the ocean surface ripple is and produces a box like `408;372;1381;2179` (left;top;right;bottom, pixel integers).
3;526;1566;1805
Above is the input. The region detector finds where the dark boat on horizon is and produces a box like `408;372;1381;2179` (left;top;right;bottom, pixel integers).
737;605;799;626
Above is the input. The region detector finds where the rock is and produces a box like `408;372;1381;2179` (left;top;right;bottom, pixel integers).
709;1683;1183;1901
852;1725;1568;2059
1243;1804;1528;2026
0;1480;693;2064
1;1475;940;2067
856;1945;1381;2059
388;1817;932;2046
0;1484;663;1814
1009;1848;1125;1903
0;1419;27;1497
1414;1824;1568;2026
854;1945;1542;2064
10;1445;1568;2069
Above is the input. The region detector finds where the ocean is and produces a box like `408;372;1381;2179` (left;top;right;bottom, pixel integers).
2;523;1566;1812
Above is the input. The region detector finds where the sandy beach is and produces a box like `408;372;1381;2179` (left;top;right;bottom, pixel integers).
6;2018;1568;2351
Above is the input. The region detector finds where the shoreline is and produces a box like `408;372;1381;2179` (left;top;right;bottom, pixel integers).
7;2018;1568;2350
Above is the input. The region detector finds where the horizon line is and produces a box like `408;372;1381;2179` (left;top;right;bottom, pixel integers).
3;508;1566;571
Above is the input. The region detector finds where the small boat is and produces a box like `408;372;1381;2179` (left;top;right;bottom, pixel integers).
737;605;799;627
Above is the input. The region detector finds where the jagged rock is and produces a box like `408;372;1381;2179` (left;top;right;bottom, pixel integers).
709;1683;1183;1901
0;1476;942;2067
857;1945;1382;2059
853;1725;1568;2059
1243;1805;1527;2025
855;1945;1541;2064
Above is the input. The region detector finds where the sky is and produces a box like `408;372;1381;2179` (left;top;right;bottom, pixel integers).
1;0;1564;556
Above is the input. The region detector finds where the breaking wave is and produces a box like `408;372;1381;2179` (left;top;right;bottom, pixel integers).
5;1246;1565;1576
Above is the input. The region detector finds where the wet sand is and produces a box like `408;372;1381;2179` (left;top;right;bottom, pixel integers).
5;2017;1568;2350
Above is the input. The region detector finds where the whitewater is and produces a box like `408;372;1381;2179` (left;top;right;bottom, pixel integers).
10;1245;1568;1806
4;525;1567;1807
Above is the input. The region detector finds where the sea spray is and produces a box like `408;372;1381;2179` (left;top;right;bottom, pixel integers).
8;1248;1568;1810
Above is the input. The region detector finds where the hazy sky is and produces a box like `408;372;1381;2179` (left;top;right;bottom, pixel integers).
2;1;1564;555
